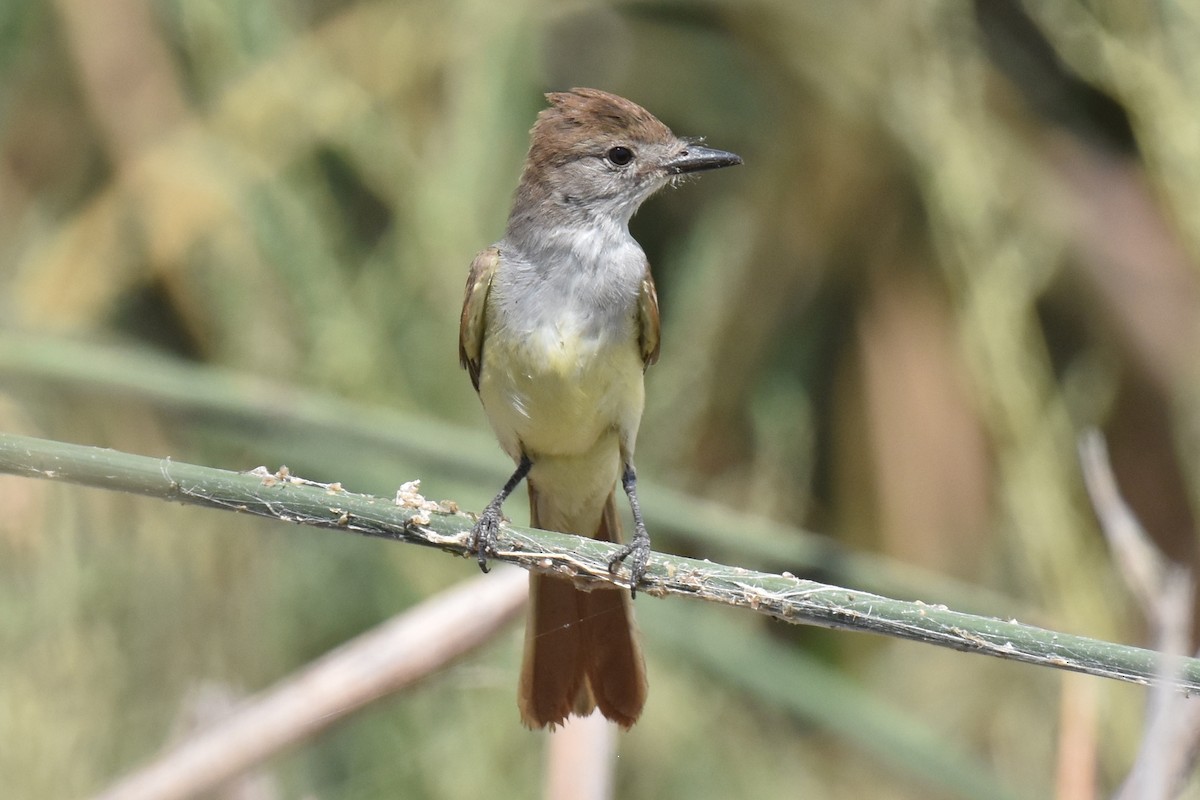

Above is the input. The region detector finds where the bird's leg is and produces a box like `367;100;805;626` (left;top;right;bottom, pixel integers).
609;463;652;598
471;454;532;572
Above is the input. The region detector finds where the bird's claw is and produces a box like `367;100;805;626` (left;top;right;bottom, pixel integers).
470;504;504;573
608;535;651;599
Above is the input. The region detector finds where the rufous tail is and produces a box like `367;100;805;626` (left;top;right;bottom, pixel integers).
517;486;647;729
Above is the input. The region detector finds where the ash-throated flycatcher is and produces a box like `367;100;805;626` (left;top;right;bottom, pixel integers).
459;88;740;728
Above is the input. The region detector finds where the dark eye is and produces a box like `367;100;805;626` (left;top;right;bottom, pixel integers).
606;146;633;166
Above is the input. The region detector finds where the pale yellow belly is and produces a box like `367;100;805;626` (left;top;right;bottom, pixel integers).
478;326;644;533
479;325;643;454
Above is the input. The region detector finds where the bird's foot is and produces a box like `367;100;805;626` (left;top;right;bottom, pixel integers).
470;503;505;573
608;527;651;599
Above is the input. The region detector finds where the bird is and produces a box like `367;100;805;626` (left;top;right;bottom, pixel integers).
459;87;741;728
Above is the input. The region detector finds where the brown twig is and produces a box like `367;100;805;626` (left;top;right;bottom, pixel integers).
91;568;527;800
1078;428;1200;799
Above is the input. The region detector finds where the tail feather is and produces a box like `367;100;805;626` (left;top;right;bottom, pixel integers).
517;485;647;729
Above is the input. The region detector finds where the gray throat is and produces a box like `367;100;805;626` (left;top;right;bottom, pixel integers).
494;213;647;342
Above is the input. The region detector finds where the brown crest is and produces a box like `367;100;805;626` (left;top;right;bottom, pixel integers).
527;88;675;167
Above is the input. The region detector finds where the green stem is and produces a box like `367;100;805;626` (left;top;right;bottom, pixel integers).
0;431;1194;692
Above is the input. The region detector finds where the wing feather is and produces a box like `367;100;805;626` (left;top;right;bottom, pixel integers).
637;269;661;369
459;247;500;392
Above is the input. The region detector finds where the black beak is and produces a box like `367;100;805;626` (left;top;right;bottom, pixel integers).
666;144;743;175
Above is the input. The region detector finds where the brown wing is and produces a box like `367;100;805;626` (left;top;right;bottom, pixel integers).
637;269;661;369
459;247;500;392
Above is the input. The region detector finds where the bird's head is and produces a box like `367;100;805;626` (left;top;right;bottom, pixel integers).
512;88;741;227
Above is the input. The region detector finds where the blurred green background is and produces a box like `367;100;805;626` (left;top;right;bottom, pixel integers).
2;0;1199;797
